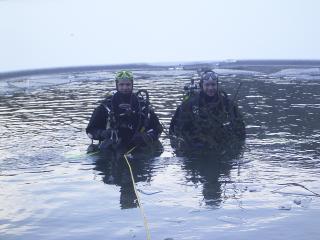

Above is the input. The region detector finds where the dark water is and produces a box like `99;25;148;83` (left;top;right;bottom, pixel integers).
1;63;320;239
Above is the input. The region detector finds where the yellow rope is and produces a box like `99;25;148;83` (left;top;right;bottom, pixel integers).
123;146;151;240
84;144;151;239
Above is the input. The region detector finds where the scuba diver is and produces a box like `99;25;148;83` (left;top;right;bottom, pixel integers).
170;70;245;150
86;70;163;153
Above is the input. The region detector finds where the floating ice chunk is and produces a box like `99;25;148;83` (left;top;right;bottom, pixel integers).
271;184;317;196
270;68;320;77
293;197;302;205
248;185;263;192
294;197;312;208
278;203;292;210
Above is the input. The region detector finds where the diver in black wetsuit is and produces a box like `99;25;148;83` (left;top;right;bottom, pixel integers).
86;70;162;152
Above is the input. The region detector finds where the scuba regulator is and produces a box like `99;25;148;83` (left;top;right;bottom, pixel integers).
183;78;199;101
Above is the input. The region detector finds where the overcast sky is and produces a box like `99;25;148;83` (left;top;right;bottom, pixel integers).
1;0;320;72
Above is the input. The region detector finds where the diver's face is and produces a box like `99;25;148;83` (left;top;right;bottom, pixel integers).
117;80;133;94
202;79;218;97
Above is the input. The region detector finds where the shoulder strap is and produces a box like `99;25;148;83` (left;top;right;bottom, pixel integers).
135;90;150;132
101;94;116;129
219;91;239;124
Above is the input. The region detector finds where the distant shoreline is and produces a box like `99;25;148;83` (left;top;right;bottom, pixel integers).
0;63;167;80
1;60;320;80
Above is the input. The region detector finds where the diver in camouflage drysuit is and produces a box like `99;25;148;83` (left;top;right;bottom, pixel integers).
170;70;245;148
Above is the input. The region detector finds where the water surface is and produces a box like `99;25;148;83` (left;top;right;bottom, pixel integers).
1;63;320;240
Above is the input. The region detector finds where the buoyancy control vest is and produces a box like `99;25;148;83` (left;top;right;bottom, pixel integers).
101;90;151;145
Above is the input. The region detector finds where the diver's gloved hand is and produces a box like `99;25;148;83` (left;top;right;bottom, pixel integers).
132;132;154;146
100;129;112;140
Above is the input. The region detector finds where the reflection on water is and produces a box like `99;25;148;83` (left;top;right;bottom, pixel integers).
180;141;245;207
1;63;320;239
93;143;163;209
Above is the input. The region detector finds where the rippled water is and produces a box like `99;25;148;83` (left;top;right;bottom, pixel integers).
1;64;320;240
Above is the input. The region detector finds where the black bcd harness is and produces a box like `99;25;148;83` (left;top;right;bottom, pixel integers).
100;90;151;148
